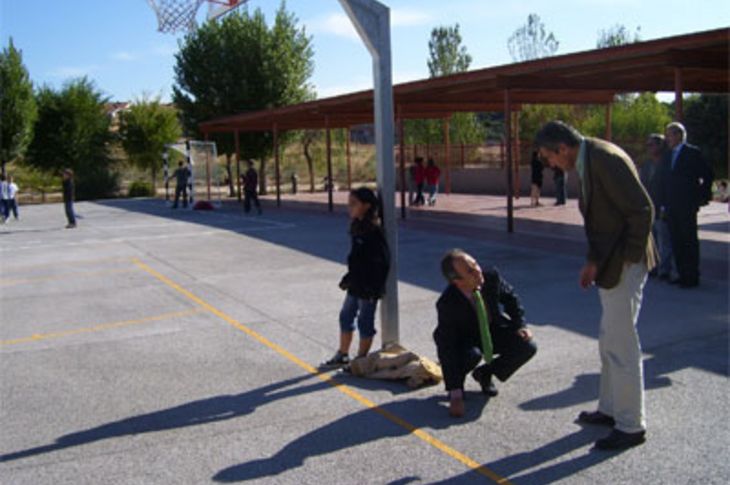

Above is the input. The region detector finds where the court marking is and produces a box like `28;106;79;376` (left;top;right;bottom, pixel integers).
132;258;512;484
0;268;138;287
0;308;204;346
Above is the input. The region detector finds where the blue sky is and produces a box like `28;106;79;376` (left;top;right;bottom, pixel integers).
2;0;728;102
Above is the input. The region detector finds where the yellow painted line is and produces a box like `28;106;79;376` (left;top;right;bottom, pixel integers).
0;308;203;346
132;258;512;484
0;268;138;287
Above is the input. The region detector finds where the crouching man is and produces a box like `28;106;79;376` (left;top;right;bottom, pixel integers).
434;249;537;417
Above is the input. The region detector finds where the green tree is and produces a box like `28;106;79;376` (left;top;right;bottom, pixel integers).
0;38;37;177
407;24;485;148
119;97;182;192
26;78;117;200
507;14;559;62
173;1;314;194
684;94;728;178
597;24;641;48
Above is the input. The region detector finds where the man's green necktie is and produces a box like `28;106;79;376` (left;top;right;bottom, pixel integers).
473;290;494;364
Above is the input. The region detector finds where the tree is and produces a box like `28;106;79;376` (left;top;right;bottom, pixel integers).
173;1;314;195
684;94;728;178
0;38;37;177
507;14;559;62
407;24;485;147
597;24;641;48
26;78;117;200
119;97;182;191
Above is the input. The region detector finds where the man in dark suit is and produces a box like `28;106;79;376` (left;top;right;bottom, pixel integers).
659;122;714;288
536;121;657;451
434;249;536;418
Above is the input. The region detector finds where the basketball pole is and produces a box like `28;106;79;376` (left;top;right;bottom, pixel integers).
339;0;399;348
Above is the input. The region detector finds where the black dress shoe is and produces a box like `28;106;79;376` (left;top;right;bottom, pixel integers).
595;429;646;450
679;280;699;288
577;410;615;427
472;366;498;397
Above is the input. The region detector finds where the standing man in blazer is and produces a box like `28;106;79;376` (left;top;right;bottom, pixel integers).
536;121;657;451
659;122;714;288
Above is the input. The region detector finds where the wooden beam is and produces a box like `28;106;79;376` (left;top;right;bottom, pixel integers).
326;118;333;212
273;123;281;207
443;116;451;195
504;90;514;233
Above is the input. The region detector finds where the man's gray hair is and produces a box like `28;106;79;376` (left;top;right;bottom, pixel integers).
666;122;687;142
647;133;665;146
441;249;469;282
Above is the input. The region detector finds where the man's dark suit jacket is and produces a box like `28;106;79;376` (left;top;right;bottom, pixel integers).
579;138;657;289
434;267;524;389
658;143;714;213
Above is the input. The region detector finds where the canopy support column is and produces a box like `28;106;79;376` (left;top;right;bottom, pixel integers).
443;116;451;195
674;68;684;122
234;130;241;202
326;117;334;212
504;89;514;233
398;111;406;219
273;123;281;207
346;127;352;191
339;0;399;347
513;111;520;199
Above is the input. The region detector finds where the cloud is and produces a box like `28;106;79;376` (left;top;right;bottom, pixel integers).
111;51;137;62
308;7;434;42
315;69;427;99
48;65;99;78
391;7;434;27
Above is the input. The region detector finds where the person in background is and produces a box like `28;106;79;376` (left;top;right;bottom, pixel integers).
553;166;567;205
243;159;262;215
413;157;426;206
425;158;441;206
62;169;76;229
536;120;656;451
5;175;19;221
322;187;390;369
639;134;675;281
716;181;729;203
530;150;544;207
434;249;536;418
171;161;189;209
408;161;417;205
0;175;7;223
658;122;714;288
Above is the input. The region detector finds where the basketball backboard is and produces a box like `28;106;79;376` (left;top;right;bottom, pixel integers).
207;0;247;21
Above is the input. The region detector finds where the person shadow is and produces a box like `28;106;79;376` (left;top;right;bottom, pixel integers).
0;374;329;463
212;392;490;482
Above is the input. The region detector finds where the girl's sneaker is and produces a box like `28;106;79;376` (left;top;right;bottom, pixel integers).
320;351;350;369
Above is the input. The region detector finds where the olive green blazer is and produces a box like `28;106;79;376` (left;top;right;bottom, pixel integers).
579;138;657;289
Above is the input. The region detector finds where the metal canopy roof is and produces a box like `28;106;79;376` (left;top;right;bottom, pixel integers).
199;27;729;134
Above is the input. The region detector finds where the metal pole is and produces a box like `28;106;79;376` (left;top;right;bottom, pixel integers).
346;127;352;190
513;111;521;199
274;123;281;207
234;129;242;202
443;116;451;195
504;89;514;233
398;113;406;219
186;140;194;209
340;0;399;347
674;67;684;122
326;118;334;212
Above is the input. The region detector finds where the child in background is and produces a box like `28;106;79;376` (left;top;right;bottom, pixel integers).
425;158;441;206
0;175;7;223
5;175;19;220
322;187;390;369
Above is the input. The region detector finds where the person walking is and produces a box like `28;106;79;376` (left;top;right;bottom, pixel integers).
413;157;426;206
640;134;675;280
658;122;714;288
553;166;567;205
171;161;189;209
530;150;544;207
536;121;656;451
425;158;441;206
322;187;390;369
0;175;8;223
62;169;77;228
243;160;262;215
4;175;19;221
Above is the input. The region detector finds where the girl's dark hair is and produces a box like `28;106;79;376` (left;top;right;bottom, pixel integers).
350;187;382;234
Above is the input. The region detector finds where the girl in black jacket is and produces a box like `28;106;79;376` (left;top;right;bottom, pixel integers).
322;187;390;368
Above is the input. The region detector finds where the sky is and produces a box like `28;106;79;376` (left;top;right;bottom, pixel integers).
2;0;728;102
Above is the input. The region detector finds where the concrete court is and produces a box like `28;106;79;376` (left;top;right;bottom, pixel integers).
0;197;727;485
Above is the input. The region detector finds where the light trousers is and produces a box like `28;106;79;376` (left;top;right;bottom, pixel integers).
597;262;647;433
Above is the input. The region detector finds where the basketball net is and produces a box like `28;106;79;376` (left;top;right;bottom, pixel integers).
147;0;205;33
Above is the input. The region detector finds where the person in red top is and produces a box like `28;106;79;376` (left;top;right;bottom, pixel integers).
425;158;441;206
413;157;426;206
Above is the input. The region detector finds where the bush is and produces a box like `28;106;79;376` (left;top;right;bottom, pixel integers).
127;180;154;198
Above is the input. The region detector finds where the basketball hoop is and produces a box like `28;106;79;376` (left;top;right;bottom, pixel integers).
147;0;247;34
